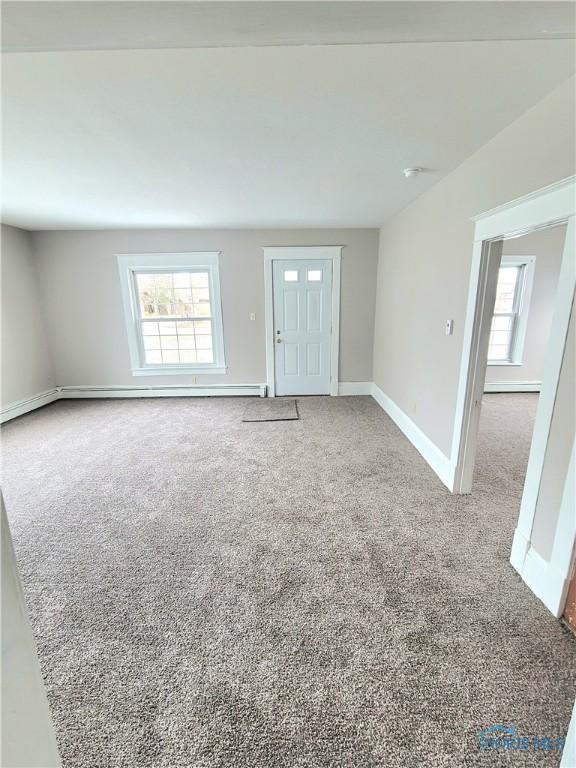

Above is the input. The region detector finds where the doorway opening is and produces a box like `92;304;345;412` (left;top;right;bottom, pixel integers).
451;178;575;617
473;224;567;591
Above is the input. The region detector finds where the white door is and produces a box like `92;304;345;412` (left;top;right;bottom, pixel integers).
272;259;332;396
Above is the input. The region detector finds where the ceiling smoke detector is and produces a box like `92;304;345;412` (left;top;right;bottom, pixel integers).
403;167;422;178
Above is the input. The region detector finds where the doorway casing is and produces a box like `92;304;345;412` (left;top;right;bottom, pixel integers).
450;175;575;616
263;246;342;397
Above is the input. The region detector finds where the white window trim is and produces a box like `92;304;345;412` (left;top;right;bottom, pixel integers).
117;252;226;376
487;254;536;366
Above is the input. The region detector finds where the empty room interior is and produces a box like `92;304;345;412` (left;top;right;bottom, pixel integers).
1;2;576;767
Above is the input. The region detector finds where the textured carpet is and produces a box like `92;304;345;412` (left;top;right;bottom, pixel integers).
242;398;298;422
1;394;574;767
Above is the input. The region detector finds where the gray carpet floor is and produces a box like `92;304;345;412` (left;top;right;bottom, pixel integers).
1;394;574;767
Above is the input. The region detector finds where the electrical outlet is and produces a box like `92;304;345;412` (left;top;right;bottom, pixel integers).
250;312;256;321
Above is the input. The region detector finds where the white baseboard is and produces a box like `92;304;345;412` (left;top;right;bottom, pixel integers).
371;384;454;490
338;381;372;396
511;531;571;618
520;546;570;618
1;388;61;424
484;381;541;393
560;701;576;768
60;384;267;398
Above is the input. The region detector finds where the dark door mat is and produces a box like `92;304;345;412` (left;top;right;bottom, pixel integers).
242;398;299;422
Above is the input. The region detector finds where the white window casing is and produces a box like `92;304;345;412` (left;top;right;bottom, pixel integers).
117;252;226;376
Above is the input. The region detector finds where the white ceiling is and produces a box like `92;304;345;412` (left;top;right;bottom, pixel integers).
1;2;575;230
3;2;574;52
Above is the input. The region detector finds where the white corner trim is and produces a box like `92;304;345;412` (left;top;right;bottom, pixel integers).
471;176;575;223
0;388;61;424
510;527;531;574
484;381;541;393
371;384;454;490
338;382;372;396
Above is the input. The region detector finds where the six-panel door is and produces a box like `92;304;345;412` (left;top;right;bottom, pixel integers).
272;259;332;396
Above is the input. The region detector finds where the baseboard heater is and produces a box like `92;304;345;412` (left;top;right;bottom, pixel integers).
1;384;267;423
484;381;541;393
60;385;267;398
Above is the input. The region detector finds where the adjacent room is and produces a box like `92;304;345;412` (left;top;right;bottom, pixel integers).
1;3;575;767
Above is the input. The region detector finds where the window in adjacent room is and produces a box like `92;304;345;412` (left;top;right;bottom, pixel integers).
487;255;535;365
118;253;226;375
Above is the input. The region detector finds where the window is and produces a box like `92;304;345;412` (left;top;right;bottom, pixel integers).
307;270;322;281
487;256;535;365
284;270;299;282
118;253;226;375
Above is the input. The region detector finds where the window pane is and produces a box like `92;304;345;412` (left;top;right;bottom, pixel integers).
176;335;192;350
145;350;162;364
195;303;211;317
284;270;298;282
174;288;193;305
135;271;211;318
491;315;513;331
307;270;322;281
160;335;178;350
490;330;512;346
140;319;215;365
190;273;209;288
136;274;157;317
179;350;198;364
173;273;191;288
488;344;510;361
196;335;212;350
143;336;161;350
494;266;520;313
136;273;217;366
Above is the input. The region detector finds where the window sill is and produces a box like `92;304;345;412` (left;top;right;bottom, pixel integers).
132;366;227;377
486;361;523;367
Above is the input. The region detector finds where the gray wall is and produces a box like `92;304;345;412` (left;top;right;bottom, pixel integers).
1;225;54;406
373;77;575;457
485;225;566;386
31;228;378;387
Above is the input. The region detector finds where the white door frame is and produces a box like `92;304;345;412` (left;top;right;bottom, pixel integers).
450;175;575;616
263;246;342;397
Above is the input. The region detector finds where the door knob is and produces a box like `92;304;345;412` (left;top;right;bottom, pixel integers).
276;337;283;343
